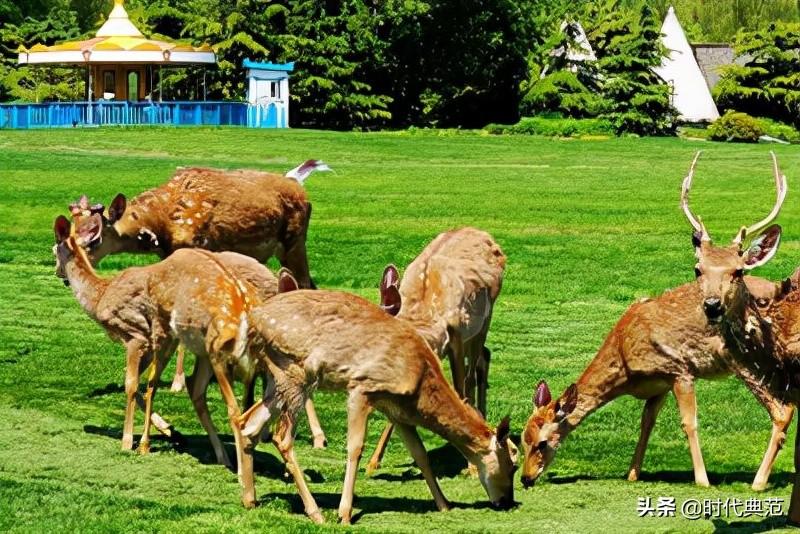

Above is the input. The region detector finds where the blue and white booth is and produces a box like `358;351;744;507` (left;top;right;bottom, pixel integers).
244;59;294;128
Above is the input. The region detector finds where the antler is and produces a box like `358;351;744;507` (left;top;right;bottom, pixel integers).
680;151;710;241
732;151;788;245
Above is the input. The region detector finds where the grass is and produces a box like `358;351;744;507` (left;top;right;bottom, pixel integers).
1;127;800;532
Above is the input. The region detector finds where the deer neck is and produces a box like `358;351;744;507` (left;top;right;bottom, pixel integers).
562;340;630;433
414;363;494;464
719;290;770;357
65;246;109;317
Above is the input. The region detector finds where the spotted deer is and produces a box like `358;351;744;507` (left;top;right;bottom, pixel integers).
69;160;328;395
519;152;791;491
237;272;517;524
366;227;505;473
53;215;321;505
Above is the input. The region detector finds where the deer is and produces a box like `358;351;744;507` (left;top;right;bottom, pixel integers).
68;160;329;400
236;271;518;524
365;227;506;473
53;214;324;492
519;152;792;492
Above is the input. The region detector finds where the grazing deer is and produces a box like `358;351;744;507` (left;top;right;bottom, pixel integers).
366;227;505;473
69;160;328;394
53;215;323;504
238;273;517;524
519;152;791;491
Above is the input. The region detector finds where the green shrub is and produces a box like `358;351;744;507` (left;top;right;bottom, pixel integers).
708;112;764;142
757;117;800;143
484;116;614;137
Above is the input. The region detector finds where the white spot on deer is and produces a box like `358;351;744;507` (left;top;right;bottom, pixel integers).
193;277;199;284
269;318;277;326
186;218;193;225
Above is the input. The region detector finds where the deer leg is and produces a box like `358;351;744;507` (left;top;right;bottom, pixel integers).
272;411;324;524
282;240;315;289
338;390;370;525
477;347;491;417
627;392;667;481
394;423;450;512
753;402;794;491
304;397;327;449
788;425;800;526
186;356;232;467
170;344;187;393
673;379;710;487
212;363;256;508
447;332;466;399
366;422;394;475
122;339;146;451
138;345;172;455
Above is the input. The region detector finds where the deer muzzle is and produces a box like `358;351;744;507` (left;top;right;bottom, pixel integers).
703;298;723;321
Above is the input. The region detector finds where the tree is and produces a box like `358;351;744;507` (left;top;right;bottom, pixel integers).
587;0;676;135
714;22;800;128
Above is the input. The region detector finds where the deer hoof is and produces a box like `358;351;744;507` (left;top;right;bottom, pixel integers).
695;478;711;488
121;435;134;451
308;509;325;524
312;435;327;449
170;374;186;393
751;480;768;492
627;469;640;482
366;460;380;476
137;441;151;455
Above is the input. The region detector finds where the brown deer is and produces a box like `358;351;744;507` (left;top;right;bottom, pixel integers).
69;160;328;395
366;227;505;473
519;152;791;492
53;215;322;505
237;273;517;524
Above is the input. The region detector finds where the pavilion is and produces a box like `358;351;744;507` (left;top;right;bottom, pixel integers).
2;0;293;129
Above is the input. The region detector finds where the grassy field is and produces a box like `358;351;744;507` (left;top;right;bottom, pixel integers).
1;128;800;533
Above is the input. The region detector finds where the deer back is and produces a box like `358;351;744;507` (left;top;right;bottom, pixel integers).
398;227;505;338
250;290;432;395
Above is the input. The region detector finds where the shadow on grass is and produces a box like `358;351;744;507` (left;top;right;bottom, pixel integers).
263;491;493;524
546;470;793;489
87;382;174;398
370;442;468;482
711;516;789;532
83;425;327;482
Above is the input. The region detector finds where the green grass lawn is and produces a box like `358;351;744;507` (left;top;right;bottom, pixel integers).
2;128;800;533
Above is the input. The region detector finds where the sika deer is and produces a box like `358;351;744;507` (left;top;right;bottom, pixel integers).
519;152;791;491
367;227;505;472
54;215;317;506
69;160;328;397
68;160;330;288
238;273;517;523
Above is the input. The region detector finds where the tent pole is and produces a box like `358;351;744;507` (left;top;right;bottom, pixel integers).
203;68;207;101
159;65;163;102
87;65;93;125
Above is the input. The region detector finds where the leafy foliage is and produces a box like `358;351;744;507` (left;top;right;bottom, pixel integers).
586;0;676;135
714;22;800;129
708;111;764;142
484;115;613;136
520;21;603;118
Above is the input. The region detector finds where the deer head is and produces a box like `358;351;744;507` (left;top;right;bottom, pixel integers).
70;193;156;263
53;214;102;285
476;415;518;509
379;264;402;316
519;381;578;488
681;151;786;324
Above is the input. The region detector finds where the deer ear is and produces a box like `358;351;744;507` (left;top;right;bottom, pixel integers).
744;225;781;270
278;268;300;293
554;384;578;420
381;264;399;291
496;415;511;443
534;380;552;408
54;215;71;243
108;193;126;224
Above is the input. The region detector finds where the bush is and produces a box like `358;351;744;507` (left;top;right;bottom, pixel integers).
757;117;800;143
708;112;764;142
484;116;614;137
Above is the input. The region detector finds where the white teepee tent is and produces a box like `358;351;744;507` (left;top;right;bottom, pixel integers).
654;6;719;122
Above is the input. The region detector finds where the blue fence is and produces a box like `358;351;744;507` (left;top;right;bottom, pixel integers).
0;101;285;129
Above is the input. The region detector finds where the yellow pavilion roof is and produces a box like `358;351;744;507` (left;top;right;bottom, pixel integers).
18;0;215;65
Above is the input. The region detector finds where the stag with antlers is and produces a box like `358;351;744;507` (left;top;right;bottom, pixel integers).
520;152;791;491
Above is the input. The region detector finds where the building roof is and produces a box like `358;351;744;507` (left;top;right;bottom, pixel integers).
243;59;295;72
653;6;720;122
18;0;215;65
